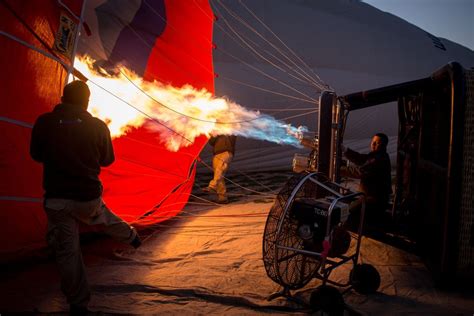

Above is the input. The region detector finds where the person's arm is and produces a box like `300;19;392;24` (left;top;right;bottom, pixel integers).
99;122;115;167
30;116;45;163
344;148;368;166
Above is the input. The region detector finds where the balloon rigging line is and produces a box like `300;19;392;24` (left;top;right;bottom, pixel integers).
146;224;266;232
211;0;321;88
212;2;321;89
214;0;327;90
276;109;318;121
254;102;318;117
224;192;275;198
186;195;272;205
119;68;300;125
85;78;194;144
140;219;266;230
250;107;317;111
87;5;321;109
138;222;264;230
130;192;275;219
116;19;321;114
198;159;276;194
215;47;317;102
216;0;322;87
104;166;179;179
113;250;264;263
213;0;325;90
185;193;223;207
126;198;273;222
139;226;265;238
181;210;270;218
218;76;318;104
198;160;277;195
76;6;311;223
80;77;282;200
82;39;318;128
237;0;333;91
212;4;320;98
84;79;282;206
194;0;326;96
193;0;296;79
97;10;215;89
152;207;270;218
143;229;262;237
136;215;266;228
143;0;216;56
141;214;266;227
115;154;194;179
122;136;197;159
146;230;263;237
144;223;266;231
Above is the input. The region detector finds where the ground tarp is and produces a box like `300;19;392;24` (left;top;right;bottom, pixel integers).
1;173;473;315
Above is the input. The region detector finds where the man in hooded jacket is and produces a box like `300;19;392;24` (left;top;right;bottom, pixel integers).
30;80;141;315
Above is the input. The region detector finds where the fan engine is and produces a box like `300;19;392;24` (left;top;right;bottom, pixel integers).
291;198;351;257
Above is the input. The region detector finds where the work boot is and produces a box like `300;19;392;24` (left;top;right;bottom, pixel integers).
202;186;216;193
130;234;142;249
217;197;229;204
129;226;142;249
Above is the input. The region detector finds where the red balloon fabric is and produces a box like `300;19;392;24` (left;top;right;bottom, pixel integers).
97;0;215;225
0;0;215;262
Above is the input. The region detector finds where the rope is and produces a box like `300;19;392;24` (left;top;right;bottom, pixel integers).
214;0;324;89
218;76;318;104
238;0;333;91
216;47;317;102
198;159;277;195
193;0;326;101
84;78;194;144
119;68;299;125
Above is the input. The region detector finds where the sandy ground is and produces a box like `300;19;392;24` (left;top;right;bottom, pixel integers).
1;172;473;315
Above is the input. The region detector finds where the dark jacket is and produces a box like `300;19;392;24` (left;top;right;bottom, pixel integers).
344;148;392;206
30;103;114;201
209;135;236;156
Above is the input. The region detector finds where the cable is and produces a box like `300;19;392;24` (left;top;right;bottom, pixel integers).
84;78;194;144
119;68;290;125
238;0;333;91
198;159;277;195
214;0;324;89
212;4;320;100
218;76;317;104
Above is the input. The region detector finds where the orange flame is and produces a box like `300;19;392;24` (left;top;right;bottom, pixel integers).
73;55;307;151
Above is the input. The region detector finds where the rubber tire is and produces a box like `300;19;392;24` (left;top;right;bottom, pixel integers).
310;285;344;315
350;263;381;294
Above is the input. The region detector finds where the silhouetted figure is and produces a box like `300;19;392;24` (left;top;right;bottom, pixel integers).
342;133;392;231
203;135;236;204
30;80;141;315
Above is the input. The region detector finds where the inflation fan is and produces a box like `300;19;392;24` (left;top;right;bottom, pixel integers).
262;172;380;313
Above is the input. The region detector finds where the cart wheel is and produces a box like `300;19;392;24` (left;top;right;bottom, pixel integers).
350;263;381;294
310;285;344;315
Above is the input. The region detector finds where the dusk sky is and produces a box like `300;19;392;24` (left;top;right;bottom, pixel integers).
363;0;474;50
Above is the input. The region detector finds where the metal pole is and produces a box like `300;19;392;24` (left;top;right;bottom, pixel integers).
65;0;88;84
